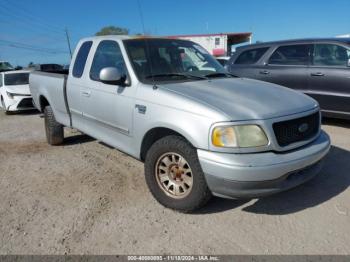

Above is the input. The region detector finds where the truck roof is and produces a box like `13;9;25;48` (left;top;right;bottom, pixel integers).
78;35;203;43
79;35;132;42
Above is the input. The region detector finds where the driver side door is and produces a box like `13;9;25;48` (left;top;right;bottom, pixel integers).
81;40;135;152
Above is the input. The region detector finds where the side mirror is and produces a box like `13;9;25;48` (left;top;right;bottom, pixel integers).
347;59;350;67
99;67;124;85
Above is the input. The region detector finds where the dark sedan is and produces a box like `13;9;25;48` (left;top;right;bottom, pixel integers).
227;38;350;120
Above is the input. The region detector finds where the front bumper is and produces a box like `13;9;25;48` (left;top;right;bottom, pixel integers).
198;130;331;199
6;96;34;111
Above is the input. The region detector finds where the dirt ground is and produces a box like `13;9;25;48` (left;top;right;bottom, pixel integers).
0;110;349;255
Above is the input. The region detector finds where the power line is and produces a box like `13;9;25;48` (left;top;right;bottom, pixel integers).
0;0;64;34
2;0;64;31
0;9;65;40
0;1;74;56
0;39;69;54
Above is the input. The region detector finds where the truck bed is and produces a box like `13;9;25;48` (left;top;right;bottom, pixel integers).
29;70;71;127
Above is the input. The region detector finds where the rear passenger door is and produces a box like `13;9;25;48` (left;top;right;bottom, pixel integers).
228;47;269;79
67;41;93;130
308;43;350;115
261;44;311;92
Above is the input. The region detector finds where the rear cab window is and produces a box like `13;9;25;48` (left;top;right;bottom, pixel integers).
313;43;350;67
72;41;93;78
234;47;269;65
268;44;311;66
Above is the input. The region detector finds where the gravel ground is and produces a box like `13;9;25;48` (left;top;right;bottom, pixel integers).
0;110;349;255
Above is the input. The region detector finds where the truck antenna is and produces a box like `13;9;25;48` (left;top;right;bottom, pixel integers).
65;27;73;59
137;0;157;89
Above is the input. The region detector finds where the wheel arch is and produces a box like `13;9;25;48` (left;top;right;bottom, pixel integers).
39;95;50;112
140;127;197;162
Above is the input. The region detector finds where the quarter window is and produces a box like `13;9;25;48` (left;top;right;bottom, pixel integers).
72;41;92;78
90;40;127;81
269;45;310;65
313;44;350;67
235;47;269;65
0;74;2;87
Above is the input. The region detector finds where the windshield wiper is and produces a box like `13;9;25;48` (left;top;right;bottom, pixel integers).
204;72;237;78
145;73;207;80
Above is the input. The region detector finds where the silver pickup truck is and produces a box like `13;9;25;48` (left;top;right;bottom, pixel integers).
30;36;331;212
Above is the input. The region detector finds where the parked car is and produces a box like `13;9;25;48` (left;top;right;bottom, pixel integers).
0;70;35;113
227;38;350;120
29;36;330;212
34;64;64;72
0;61;14;72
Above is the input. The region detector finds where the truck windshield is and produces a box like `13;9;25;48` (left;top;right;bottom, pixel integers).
124;38;228;83
4;73;29;86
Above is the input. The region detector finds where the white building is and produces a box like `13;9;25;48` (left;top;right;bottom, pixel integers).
336;34;350;38
167;32;252;57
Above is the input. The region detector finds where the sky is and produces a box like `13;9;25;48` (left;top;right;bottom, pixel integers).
1;0;349;66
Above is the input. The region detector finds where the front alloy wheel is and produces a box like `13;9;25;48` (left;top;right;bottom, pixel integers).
144;135;212;212
155;152;193;199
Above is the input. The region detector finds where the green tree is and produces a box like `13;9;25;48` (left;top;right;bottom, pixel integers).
95;26;129;36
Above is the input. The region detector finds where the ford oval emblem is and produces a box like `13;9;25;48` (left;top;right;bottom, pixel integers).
298;123;309;133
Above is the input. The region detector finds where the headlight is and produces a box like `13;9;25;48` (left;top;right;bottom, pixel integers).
212;125;268;148
6;91;14;99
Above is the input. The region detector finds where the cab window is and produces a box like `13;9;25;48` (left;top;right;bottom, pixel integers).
235;47;269;64
72;41;92;78
0;74;2;87
269;44;310;65
313;44;350;67
90;40;128;81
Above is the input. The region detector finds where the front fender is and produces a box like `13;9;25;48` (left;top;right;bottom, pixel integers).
133;102;216;158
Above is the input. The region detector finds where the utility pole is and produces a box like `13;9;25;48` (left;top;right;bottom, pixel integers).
65;27;72;58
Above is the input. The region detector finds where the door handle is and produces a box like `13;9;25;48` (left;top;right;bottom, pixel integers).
81;91;91;97
259;70;270;75
311;72;325;77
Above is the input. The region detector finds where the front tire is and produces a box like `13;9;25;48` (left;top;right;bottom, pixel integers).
144;135;212;212
44;105;64;145
1;96;10;115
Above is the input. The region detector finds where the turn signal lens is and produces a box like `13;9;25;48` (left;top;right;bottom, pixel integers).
212;126;237;147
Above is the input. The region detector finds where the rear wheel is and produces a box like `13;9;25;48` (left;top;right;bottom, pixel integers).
144;135;212;212
44;105;64;145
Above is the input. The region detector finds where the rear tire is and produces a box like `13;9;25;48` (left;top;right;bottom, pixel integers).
44;105;64;145
144;135;212;212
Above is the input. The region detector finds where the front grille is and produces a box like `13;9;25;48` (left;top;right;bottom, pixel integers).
273;112;320;147
18;98;34;109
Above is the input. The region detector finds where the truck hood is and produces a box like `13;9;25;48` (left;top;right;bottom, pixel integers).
5;84;31;95
160;78;318;121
